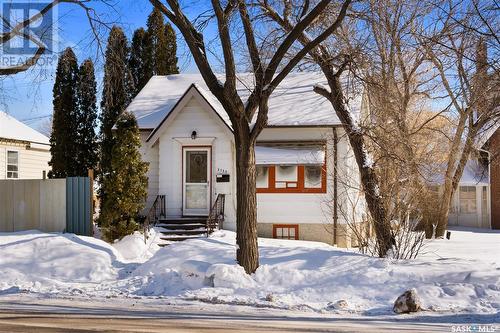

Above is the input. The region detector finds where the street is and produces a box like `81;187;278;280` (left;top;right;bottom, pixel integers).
0;295;476;333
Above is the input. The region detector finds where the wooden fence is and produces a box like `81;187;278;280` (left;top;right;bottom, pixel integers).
0;176;92;235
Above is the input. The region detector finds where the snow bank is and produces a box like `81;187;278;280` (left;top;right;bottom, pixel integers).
125;230;500;314
0;231;121;293
112;229;161;262
0;228;498;315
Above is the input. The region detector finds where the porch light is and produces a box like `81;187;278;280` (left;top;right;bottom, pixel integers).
191;130;197;140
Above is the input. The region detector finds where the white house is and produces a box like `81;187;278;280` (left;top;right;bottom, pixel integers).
447;161;491;229
127;73;365;247
0;111;51;180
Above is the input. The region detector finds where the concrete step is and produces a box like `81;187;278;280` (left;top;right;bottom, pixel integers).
159;234;205;243
157;223;206;230
159;217;207;225
159;229;207;236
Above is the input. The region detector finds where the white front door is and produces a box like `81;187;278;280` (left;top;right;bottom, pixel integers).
183;147;211;216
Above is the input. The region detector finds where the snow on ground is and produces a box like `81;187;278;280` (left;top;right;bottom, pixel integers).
0;227;498;317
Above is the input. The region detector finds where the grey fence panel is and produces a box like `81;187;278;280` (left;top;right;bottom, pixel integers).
66;177;92;236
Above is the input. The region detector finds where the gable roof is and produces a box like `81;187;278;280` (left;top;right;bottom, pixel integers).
146;84;233;143
126;73;363;130
0;111;50;145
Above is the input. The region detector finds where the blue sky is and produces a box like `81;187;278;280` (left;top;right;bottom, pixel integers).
2;0;211;132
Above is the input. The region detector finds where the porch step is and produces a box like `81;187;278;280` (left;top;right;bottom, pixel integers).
159;234;206;244
156;223;206;230
156;216;208;245
158;217;207;224
159;229;207;236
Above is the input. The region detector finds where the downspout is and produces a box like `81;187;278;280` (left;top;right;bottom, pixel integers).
333;127;338;245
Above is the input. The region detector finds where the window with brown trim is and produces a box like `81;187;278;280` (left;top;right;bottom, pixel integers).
256;164;326;193
273;224;299;240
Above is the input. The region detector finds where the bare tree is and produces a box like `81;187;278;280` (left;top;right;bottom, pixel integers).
420;0;499;237
257;0;395;256
149;0;351;273
0;0;107;76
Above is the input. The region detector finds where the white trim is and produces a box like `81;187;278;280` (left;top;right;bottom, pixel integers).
182;146;212;216
174;137;216;145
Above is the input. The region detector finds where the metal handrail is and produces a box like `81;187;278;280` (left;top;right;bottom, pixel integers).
206;194;225;235
143;195;166;243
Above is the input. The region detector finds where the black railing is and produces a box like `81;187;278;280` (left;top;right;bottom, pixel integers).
143;195;166;243
206;194;225;235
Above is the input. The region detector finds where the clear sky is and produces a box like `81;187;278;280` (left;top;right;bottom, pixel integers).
1;0;209;132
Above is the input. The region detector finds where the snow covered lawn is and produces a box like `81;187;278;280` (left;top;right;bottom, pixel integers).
0;227;498;316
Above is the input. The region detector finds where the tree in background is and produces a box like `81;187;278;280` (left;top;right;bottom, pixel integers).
163;22;179;75
147;7;168;75
129;28;152;96
75;59;98;176
49;47;79;178
99;26;135;209
99;112;149;242
129;8;179;96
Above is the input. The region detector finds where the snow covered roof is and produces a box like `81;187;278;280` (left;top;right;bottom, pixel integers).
426;160;489;186
126;73;362;130
255;146;325;165
474;119;499;149
0;111;50;145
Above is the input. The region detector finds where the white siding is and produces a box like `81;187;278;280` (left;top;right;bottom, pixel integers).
256;127;364;226
0;141;50;180
156;97;236;226
139;131;159;213
257;128;332;225
141;102;364;229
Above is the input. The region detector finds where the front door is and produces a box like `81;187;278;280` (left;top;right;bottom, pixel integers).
183;147;211;216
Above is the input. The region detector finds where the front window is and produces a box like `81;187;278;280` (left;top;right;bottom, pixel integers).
459;186;476;214
7;151;19;179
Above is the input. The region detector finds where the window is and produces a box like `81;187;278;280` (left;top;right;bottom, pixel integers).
256;166;269;188
305;165;322;188
273;224;299;240
6;151;19;179
185;151;207;183
275;165;298;188
459;186;476;214
256;165;326;193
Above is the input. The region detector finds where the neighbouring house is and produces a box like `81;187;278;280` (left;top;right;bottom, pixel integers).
487;126;500;229
0;111;51;179
442;121;499;230
127;73;366;247
472;121;500;229
446;160;491;229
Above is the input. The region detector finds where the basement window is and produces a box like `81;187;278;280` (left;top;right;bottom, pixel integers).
273;224;299;240
6;151;19;179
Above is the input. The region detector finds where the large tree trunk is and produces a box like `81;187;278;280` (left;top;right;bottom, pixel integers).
350;132;394;257
315;77;394;257
234;136;259;274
